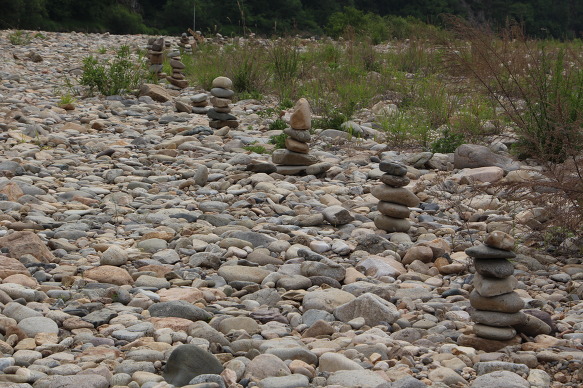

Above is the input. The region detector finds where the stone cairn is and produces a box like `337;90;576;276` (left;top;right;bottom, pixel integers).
272;98;319;169
166;49;188;89
371;161;420;233
178;32;193;54
466;231;526;343
147;37;165;78
190;93;209;114
208;76;238;129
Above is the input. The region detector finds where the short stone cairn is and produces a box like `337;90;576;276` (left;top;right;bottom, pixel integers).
372;161;419;233
147;37;165;78
208;77;238;129
190;93;209;114
178;32;193;54
272;98;319;170
466;231;525;342
166;49;188;89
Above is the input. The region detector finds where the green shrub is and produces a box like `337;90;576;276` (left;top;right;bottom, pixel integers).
430;128;465;153
244;144;267;154
269;118;287;131
79;45;149;96
9;30;32;45
269;133;288;149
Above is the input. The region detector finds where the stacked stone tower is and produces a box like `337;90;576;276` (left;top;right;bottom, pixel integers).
372;161;419;233
147;37;165;78
467;231;525;341
208;77;238;129
272;98;318;169
166;50;188;89
178;33;193;54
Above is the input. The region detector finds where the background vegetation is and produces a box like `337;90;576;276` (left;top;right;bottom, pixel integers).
0;0;581;39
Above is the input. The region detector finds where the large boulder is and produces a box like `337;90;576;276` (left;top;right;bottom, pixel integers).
454;144;520;171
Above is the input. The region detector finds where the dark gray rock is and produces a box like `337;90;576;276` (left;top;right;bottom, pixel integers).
474;258;515;278
163;345;224;387
466;245;516;259
148;301;212;321
379;161;407;176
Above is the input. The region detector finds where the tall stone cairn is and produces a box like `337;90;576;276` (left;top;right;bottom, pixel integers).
466;231;525;343
372;161;419;233
458;231;554;351
272;98;319;167
147;37;165;78
166;49;188;89
208;77;238;129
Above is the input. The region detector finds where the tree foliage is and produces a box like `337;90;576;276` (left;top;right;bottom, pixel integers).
0;0;580;39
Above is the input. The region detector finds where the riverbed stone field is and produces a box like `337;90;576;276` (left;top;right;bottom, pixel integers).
0;30;582;388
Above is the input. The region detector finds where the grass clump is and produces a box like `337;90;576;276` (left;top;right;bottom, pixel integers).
9;30;32;45
269;133;288;149
269;118;287;131
79;45;149;96
244;143;267;154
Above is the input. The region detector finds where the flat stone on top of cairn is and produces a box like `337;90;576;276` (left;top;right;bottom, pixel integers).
460;231;552;350
208;77;238;129
372;160;419;233
272;98;321;173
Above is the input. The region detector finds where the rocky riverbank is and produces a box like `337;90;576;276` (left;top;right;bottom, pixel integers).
0;30;582;388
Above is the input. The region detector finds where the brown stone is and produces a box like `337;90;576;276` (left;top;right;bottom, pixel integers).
83;266;134;286
458;333;521;352
302;319;335;338
149;317;194;332
379;174;410;187
158;288;204;303
290;98;311;130
139;84;172;102
2;274;37;288
402;245;434;265
0;231;55;263
371;185;420;208
377;201;410;218
485;231;515;251
285;137;309;153
0;182;24;201
0;255;28;279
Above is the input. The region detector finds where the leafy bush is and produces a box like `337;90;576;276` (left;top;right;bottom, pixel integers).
269;133;288;149
269;118;287;131
79;45;149;96
244;144;267;154
9;30;32;45
430;128;465;153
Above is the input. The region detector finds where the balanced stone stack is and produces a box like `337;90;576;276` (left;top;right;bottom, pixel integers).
178;33;193;54
466;231;525;342
371;161;420;233
166;50;188;89
208;77;238;129
272;98;319;169
147;37;165;78
190;93;209;114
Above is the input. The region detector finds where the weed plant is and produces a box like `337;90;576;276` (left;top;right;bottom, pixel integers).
9;30;32;45
79;45;149;96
